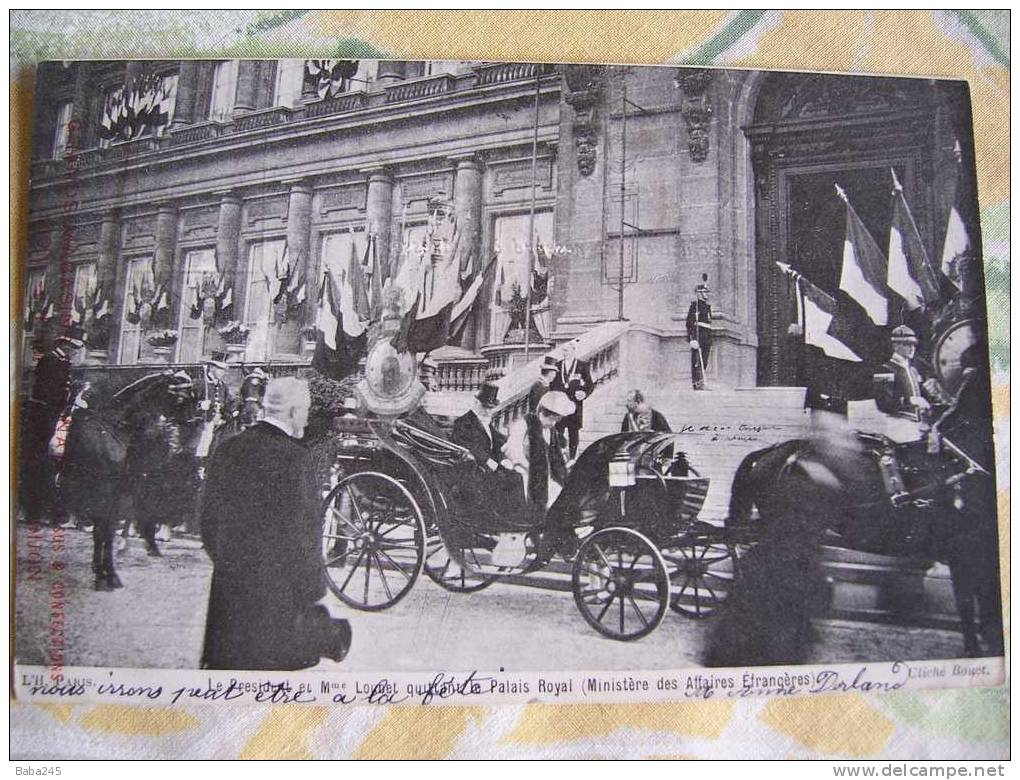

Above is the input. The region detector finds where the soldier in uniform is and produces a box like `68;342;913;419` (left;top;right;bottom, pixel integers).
238;366;269;429
620;389;671;433
874;325;943;442
20;327;85;524
550;340;594;461
686;276;713;390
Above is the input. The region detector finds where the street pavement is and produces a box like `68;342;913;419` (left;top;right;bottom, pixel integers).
13;524;967;673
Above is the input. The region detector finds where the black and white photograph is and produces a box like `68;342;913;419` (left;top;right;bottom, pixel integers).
13;58;1004;699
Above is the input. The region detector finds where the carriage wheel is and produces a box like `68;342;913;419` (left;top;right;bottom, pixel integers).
423;535;496;593
571;527;670;641
666;523;737;619
321;471;426;611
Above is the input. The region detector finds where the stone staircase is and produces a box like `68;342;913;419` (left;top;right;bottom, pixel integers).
577;380;810;521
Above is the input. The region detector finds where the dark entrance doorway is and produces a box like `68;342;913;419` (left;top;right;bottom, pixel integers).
746;73;966;396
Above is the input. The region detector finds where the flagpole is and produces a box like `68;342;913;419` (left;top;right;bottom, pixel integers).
523;66;541;363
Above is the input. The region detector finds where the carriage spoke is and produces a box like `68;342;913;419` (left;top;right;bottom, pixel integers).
371;552;395;602
627;595;650;628
595;593;616;624
363;551;372;603
336;549;367;594
618;591;625;634
593;545;614;571
375;548;414;581
345;486;368;531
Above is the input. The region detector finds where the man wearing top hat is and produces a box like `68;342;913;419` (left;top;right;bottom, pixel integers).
550;340;594;461
686;276;713;390
528;355;559;414
20;326;85;524
452;381;509;470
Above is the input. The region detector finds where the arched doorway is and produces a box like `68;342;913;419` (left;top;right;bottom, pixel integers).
745;73;969;395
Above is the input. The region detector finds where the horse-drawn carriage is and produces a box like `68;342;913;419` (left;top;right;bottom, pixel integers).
319;412;736;641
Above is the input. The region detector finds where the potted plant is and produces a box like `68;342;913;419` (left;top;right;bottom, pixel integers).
217;320;250;355
300;325;318;356
145;329;179;361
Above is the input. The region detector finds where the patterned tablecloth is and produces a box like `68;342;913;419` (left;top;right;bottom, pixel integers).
10;10;1009;760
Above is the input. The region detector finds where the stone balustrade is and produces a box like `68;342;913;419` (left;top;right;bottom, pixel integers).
232;106;293;133
383;73;454;103
472;61;548;87
435;357;488;392
304;91;369;118
170;121;223;146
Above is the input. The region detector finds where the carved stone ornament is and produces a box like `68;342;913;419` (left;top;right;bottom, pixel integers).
676;67;714;164
562;65;606;177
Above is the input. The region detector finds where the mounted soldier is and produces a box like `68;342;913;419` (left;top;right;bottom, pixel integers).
20;325;85;524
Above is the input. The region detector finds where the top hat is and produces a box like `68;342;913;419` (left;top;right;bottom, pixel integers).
206;351;229;370
890;325;918;344
540;355;559;374
538;390;576;418
57;324;86;349
475;381;500;408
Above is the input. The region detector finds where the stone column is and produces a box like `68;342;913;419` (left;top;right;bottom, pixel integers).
153;203;178;294
215;192;243;282
376;61;407;85
452;154;484;349
364;167;394;279
170;60;202;130
69;62;91;150
285;180;314;341
84;211;120;358
233;60;259;116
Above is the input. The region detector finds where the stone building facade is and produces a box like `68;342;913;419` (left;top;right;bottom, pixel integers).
22;60;978;394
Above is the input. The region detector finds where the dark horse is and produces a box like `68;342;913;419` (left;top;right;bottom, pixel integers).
60;373;195;589
706;364;1002;665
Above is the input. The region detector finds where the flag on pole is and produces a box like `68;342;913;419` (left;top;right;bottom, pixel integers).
778;262;862;363
836;184;888;326
940;141;972;292
887;169;941;311
363;233;383;318
311;269;343;378
449;253;498;345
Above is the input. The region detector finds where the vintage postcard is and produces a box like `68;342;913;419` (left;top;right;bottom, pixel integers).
13;59;1005;707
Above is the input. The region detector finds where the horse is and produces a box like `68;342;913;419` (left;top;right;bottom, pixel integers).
60;372;196;589
706;368;1003;665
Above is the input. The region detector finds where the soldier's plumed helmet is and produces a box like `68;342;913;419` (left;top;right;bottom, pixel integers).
890;325;918;344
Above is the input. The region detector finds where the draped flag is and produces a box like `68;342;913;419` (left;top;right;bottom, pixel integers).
887;169;941;312
305;60;359;99
778;262;862;363
311;269;342;378
362;233;383;318
25;277;54;332
940;141;973;293
100;71;176;142
837;184;888;326
395;216;463;354
449;253;497;345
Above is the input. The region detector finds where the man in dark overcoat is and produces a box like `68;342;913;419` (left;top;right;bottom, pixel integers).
20;328;84;524
550;340;594;460
451;381;527;524
200;376;351;670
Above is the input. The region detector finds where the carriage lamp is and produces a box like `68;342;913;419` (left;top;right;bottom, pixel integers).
608;456;637;487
